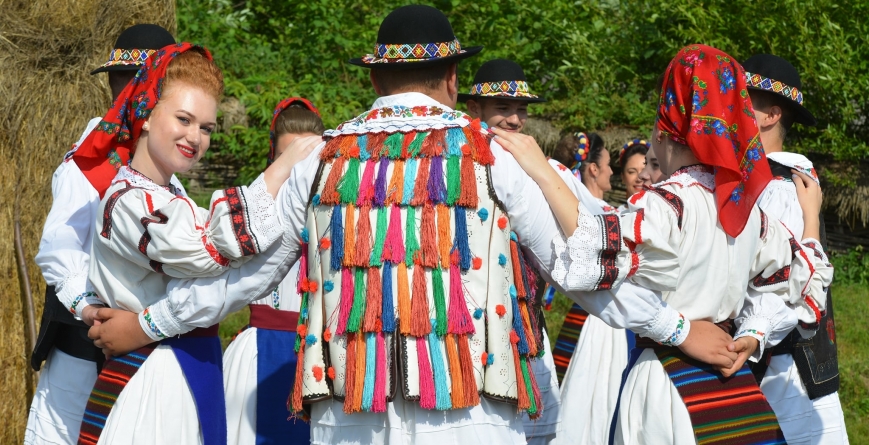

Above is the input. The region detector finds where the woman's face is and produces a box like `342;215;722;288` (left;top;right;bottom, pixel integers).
142;83;217;178
582;149;613;198
639;144;664;186
621;152;646;197
275;132;319;159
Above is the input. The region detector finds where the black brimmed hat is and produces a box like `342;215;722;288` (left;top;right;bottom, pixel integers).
90;24;176;75
348;5;482;70
742;54;816;126
458;59;546;103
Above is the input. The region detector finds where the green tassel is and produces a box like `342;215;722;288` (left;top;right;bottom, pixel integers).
409;132;428;157
347;267;367;333
384;132;404;159
446;156;461;206
432;267;448;337
338;158;361;204
521;357;538;415
405;206;419;266
369;206;388;267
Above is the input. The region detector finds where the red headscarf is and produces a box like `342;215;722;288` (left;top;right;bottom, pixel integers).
73;43;213;197
268;97;320;164
657;44;772;237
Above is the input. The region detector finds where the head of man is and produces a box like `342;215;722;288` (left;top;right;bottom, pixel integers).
458;59;543;131
369;62;459;108
465;98;528;132
91;24;176;100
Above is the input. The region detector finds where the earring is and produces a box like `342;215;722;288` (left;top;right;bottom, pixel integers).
143;122;149;131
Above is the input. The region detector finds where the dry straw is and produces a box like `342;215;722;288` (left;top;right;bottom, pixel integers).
0;0;174;440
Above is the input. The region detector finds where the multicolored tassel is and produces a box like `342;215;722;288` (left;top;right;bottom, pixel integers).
289;333;305;413
357;160;376;206
383;132;403;159
344;332;359;413
448;262;475;335
385;160;405;206
374;157;390;206
338;158;361;204
407;132;426;158
418;204;438;268
427;156;446;204
445;127;466;158
361;332;377;411
363;267;382;332
342;203;357;267
354;205;372;267
421;128;445;157
454;207;471;271
444;334;465;408
457;334;480;406
417;337;436;410
428;320;452;410
457;154;478;208
411;157;431;207
366;132;387;160
352;331;367;411
347;268;367;333
383;205;405;264
510;332;531;412
446;156;461;205
373;332;388;412
319;135;342;160
510;285;530;355
404;206;419;266
410;265;431;337
402;158;418;206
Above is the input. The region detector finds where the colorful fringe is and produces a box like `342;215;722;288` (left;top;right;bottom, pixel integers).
552;303;589;383
653;346;786;445
78;344;157;445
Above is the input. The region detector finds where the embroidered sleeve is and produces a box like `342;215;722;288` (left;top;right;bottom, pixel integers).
551;192;680;292
750;213;833;339
735;290;798;361
635;305;690;346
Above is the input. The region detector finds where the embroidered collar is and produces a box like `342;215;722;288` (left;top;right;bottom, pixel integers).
326;94;473;137
655;164;715;191
113;166;178;195
766;152;819;185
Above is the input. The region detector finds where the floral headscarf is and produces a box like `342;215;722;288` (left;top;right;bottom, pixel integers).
657;44;772;237
73;43;213;197
268;97;320;165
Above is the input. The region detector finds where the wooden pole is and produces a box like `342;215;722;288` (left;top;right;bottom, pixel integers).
14;211;39;390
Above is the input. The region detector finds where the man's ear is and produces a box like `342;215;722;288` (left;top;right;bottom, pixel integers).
446;63;458;101
370;71;384;96
466;99;481;118
763;104;784;129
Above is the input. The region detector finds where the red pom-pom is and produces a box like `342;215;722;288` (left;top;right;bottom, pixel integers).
323;328;332;342
320;237;331;250
497;216;507;230
495;304;506;317
297;324;308;337
472;257;483;270
313;366;324;382
480;352;488;365
308;280;319;292
327;366;336;380
510;331;520;344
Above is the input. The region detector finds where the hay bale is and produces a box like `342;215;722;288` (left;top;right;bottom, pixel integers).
0;0;174;440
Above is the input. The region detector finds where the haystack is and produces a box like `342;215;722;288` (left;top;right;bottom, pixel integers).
0;0;174;440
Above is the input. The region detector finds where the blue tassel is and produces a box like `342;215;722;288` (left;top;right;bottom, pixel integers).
301;227;309;243
361;332;377;411
498;254;507;266
473;308;484;320
301;306;308;320
330;206;344;271
428;319;453;410
446;127;466;158
358;135;370;161
454;207;471;271
510;231;518;242
477;208;488;222
544;285;556;309
510;287;530;355
324;280;335;292
312;194;321;206
381;262;396;332
402;158;418;206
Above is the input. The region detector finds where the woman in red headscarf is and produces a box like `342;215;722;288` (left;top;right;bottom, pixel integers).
222;97;324;445
72;45;320;445
494;44;833;444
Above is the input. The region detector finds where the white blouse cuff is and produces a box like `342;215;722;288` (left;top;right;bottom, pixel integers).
139;300;184;341
637;305;690;347
734;316;773;362
56;271;89;311
239;174;283;253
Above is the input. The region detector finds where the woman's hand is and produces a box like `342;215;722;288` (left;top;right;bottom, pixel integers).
88;308;155;356
793;170;822;240
716;336;758;378
264;135;322;197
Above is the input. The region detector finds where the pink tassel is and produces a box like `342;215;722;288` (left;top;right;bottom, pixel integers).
383;205;405;264
357;160;377;206
417;337;436;410
296;242;308;295
448;262;475;335
373;332;388;412
336;267;354;335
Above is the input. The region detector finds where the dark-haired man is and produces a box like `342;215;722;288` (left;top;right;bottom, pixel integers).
25;24;177;445
745;54;849;445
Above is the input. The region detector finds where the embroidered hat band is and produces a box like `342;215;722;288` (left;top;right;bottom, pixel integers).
745;71;804;105
469;80;538;98
96;48;156;70
362;39;463;64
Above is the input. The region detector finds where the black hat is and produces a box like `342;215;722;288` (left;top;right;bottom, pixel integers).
348;5;482;70
742;54;816;126
457;59;546;103
90;24;176;75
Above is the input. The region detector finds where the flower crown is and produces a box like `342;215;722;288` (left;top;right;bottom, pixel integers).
619;138;651;163
571;132;589;170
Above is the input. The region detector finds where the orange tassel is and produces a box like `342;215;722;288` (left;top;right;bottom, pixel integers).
457;334;480;406
320;157;346;206
319;136;342;160
343;203;357;267
436;205;452;269
289;337;305;413
457;154;478;208
411;157;431;207
397;262;412;335
339;135;360;158
385;160;405;206
344;333;358;413
468;120;495;165
367;132;388;160
354;205;372;267
519;301;538;356
418;204;438;268
410;265;431;337
353;331;367;410
510;242;527;298
421;128;445;157
511;339;531;411
445;334;465;408
363;267;383;332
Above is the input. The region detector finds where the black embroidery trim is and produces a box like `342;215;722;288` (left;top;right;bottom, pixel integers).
752;266;790;288
225;187;258;256
100;184;137;239
648;187;684;230
759;210;769;239
596;213;623;290
138;210;170;273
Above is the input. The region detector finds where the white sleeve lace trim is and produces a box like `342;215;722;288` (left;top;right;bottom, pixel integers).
634;304;690;346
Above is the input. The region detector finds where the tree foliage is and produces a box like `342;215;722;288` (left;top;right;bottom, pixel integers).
178;0;869;184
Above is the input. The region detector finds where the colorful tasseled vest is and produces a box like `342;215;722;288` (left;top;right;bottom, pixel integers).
289;104;544;418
